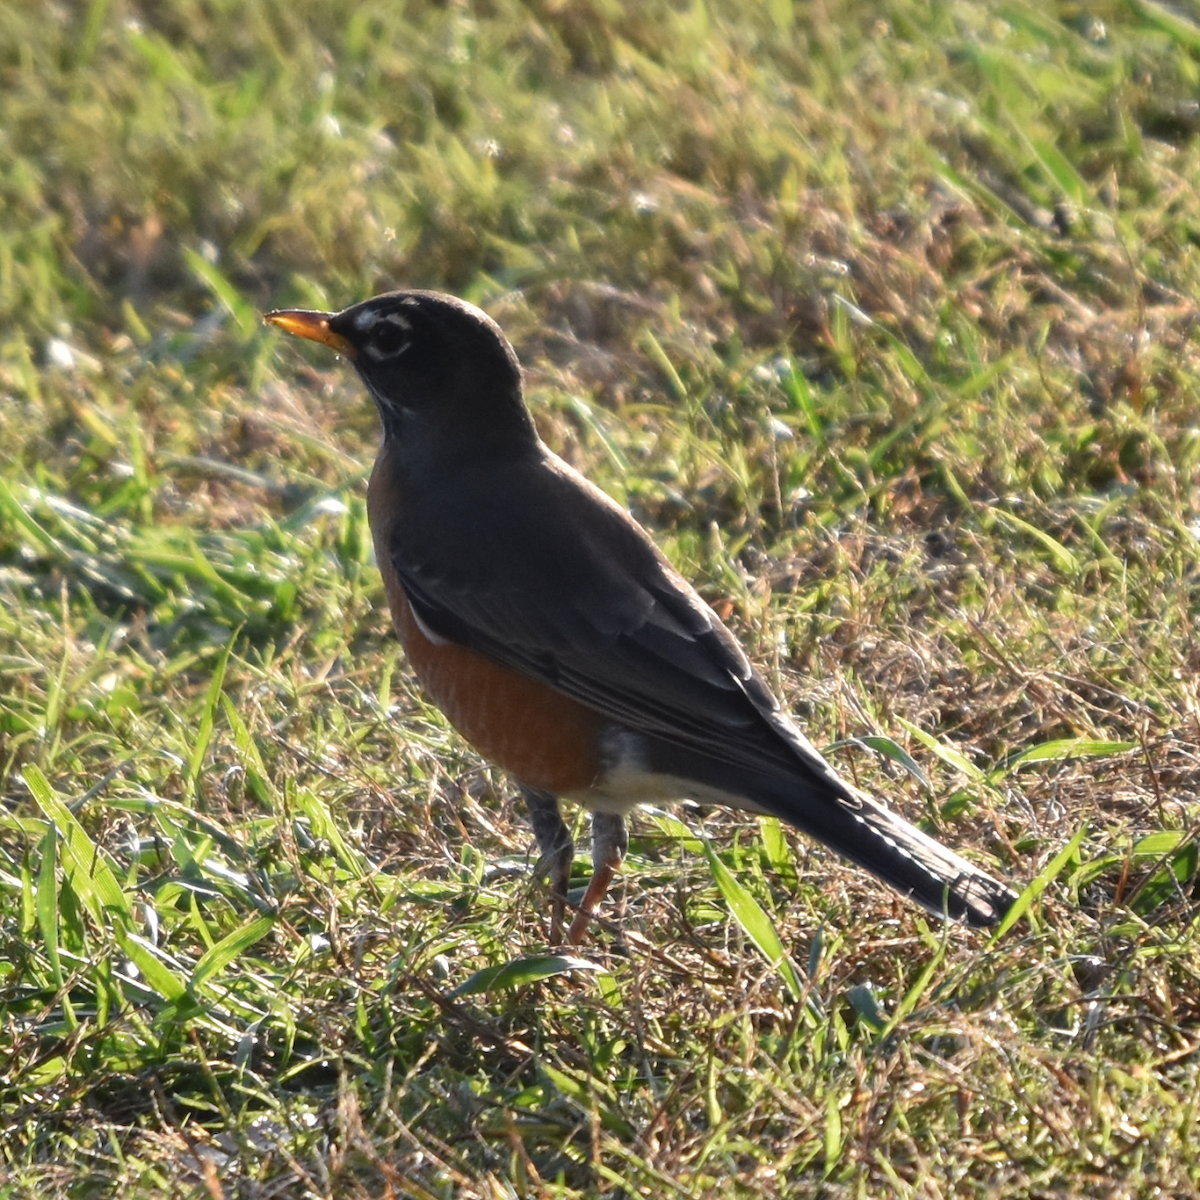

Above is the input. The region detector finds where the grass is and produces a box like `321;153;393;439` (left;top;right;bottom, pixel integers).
2;0;1200;1195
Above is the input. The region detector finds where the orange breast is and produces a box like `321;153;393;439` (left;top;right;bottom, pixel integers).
368;447;604;795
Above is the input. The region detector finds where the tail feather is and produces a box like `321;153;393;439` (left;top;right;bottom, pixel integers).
743;721;1017;927
642;730;1017;927
785;786;1017;928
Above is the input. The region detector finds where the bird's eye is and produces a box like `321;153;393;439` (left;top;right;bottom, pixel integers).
370;319;411;359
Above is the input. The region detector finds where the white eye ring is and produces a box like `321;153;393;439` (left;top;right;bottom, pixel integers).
361;312;413;361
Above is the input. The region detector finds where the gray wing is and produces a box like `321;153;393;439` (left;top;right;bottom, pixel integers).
388;455;840;789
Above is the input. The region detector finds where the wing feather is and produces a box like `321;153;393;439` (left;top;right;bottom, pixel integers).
388;454;823;781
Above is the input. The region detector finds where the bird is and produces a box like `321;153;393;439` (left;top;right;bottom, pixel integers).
265;290;1017;944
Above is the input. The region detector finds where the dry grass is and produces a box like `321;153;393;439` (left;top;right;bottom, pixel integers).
3;0;1200;1196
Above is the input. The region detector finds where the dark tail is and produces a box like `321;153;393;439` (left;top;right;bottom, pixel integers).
767;783;1018;928
647;736;1017;928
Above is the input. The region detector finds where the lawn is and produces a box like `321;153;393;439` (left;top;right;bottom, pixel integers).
3;0;1200;1196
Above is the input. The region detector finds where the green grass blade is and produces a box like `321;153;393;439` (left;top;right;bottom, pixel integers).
116;932;192;1006
35;824;64;990
828;734;932;790
186;630;236;801
220;694;273;803
985;507;1078;575
895;718;986;783
184;247;259;341
758;816;796;887
995;739;1137;776
191;915;275;991
450;955;603;998
989;823;1089;942
24;766;132;929
701;834;802;1001
26;767;192;1007
878;924;948;1039
1127;0;1200;50
291;788;369;878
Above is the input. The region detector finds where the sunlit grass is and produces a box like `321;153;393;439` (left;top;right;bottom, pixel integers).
2;0;1200;1196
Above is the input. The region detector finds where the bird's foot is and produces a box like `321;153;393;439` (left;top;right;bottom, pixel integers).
566;811;628;945
520;785;574;946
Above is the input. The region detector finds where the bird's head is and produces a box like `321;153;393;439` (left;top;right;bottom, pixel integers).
266;290;536;463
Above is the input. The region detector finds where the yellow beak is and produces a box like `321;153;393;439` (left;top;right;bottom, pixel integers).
264;309;357;360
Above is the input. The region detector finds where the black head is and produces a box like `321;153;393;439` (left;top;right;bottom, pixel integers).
266;290;537;464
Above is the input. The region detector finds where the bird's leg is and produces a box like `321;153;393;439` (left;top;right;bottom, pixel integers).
566;812;628;945
520;786;574;945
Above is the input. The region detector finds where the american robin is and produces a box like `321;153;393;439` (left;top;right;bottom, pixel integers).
266;291;1017;944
